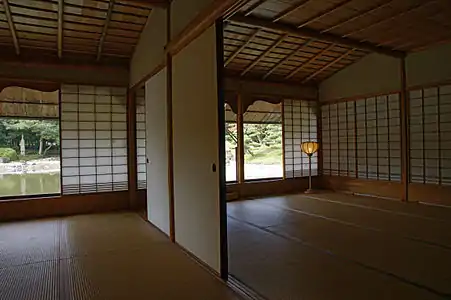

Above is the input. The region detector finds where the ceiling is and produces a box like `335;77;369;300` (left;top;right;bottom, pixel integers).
224;0;451;84
0;0;155;63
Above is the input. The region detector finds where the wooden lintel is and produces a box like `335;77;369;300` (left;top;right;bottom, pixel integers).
286;43;335;79
301;48;354;83
263;38;313;79
2;0;20;55
225;29;259;66
241;34;287;76
58;0;64;58
97;0;115;61
229;14;405;58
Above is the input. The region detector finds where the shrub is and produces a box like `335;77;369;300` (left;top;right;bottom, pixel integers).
0;148;19;162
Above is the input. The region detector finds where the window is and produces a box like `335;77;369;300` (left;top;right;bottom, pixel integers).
0;87;60;198
60;85;128;194
244;101;283;180
284;99;317;178
225;103;238;182
136;88;147;189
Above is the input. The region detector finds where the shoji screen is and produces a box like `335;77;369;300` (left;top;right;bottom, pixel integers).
283;99;318;178
410;85;451;185
136;88;147;190
321;93;401;182
60;85;128;194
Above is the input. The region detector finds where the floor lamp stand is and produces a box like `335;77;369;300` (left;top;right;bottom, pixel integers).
305;154;314;194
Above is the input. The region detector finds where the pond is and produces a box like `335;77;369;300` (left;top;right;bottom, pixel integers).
0;172;60;198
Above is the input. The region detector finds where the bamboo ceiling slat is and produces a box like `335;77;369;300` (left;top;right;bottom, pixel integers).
0;0;153;62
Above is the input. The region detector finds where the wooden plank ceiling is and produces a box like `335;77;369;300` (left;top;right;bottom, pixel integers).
0;0;156;63
224;0;451;84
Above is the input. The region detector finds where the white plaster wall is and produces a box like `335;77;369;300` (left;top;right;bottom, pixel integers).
130;9;167;87
319;53;400;102
170;0;213;39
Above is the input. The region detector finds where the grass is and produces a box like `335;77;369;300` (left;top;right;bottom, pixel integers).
245;146;283;165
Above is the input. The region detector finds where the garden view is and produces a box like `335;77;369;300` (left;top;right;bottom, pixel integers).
0;119;60;198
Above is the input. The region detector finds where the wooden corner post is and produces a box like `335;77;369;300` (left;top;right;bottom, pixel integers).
400;56;409;202
237;93;245;183
127;89;138;209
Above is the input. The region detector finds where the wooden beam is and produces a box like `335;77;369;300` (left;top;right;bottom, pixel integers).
263;38;313;79
241;34;287;76
2;0;19;55
57;0;63;58
166;5;175;243
229;14;405;58
343;0;437;38
297;0;352;28
225;29;259;66
120;0;169;7
272;0;310;23
301;48;354;83
237;94;245;183
286;43;335;79
97;0;115;61
400;57;409;202
321;0;393;33
243;0;266;16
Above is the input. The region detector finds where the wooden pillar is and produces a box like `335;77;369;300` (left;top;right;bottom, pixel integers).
400;56;409;202
127;89;138;209
166;4;175;242
237;93;245;183
317;98;323;178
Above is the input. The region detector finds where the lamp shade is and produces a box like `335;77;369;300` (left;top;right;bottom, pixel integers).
301;141;319;155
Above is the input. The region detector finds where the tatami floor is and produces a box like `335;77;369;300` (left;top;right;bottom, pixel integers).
228;192;451;300
0;212;239;300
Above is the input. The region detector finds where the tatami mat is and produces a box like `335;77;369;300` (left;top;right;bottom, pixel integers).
228;193;451;300
0;212;239;300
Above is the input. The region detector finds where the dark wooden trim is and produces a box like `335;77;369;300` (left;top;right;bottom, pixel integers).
0;191;130;222
127;89;138;209
229;14;405;58
400;57;409;201
407;80;451;92
97;0;115;61
320;175;402;200
57;0;64;58
166;4;176;243
2;0;20;55
281;100;287;179
227;177;318;199
0;78;60;92
316;98;323;177
237;93;245;184
215;19;228;280
408;183;451;207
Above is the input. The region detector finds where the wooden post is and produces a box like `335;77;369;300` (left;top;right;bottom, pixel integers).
317;99;323;178
400;56;409;201
166;4;176;242
237;93;245;183
127;89;138;209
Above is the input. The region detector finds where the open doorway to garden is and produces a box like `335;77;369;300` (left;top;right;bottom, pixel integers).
0;87;60;199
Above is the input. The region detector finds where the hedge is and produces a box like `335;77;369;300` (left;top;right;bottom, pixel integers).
0;148;19;162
